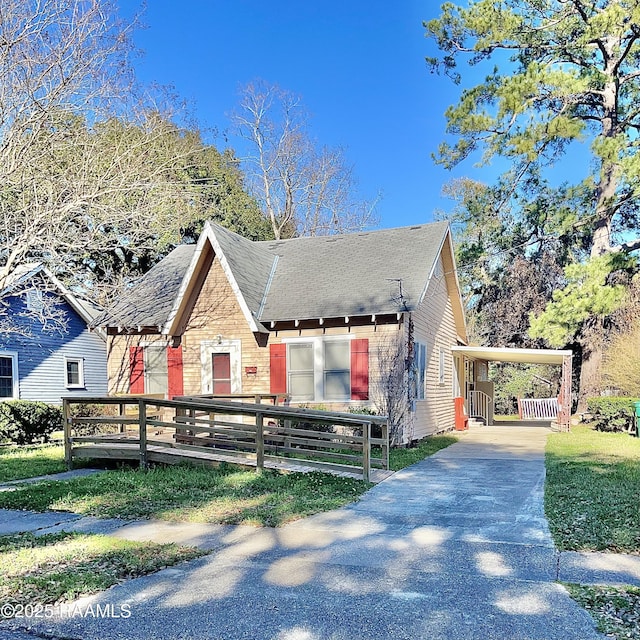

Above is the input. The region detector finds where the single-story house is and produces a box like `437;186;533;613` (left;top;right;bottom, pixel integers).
0;264;108;404
93;221;468;440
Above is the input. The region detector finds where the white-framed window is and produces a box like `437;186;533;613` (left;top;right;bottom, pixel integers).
288;342;315;401
414;342;426;400
64;357;85;388
439;347;446;385
0;352;18;399
452;355;461;397
285;337;352;402
145;345;168;395
323;340;351;401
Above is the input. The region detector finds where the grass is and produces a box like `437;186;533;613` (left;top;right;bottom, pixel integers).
0;463;371;527
0;444;67;483
545;424;640;553
0;434;457;527
389;434;458;471
565;583;640;640
0;531;204;611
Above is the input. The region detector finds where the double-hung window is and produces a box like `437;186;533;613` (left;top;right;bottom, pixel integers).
323;341;351;401
64;357;85;388
288;343;315;401
0;353;18;399
145;345;168;395
286;339;351;402
414;342;426;400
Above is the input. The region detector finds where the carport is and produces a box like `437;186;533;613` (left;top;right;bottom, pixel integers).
450;346;573;431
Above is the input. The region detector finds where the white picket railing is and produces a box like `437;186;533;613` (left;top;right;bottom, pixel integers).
518;397;560;420
468;390;492;424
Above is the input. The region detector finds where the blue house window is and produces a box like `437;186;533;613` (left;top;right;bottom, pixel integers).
64;357;85;388
0;354;18;399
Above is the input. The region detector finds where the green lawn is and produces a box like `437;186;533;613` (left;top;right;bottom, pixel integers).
389;434;457;470
0;434;457;527
0;444;67;483
566;583;640;640
545;424;640;553
0;531;204;612
0;464;371;527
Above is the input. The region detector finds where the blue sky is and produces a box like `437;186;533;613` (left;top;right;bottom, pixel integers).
118;1;495;229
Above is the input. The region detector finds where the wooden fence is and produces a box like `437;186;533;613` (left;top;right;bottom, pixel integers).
62;395;389;482
518;397;560;420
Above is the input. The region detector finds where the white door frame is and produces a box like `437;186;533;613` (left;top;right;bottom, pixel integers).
200;339;242;394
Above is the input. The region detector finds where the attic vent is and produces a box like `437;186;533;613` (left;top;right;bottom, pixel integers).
410;225;422;230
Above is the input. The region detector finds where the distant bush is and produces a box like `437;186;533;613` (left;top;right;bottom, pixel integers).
68;402;118;436
0;401;62;444
586;397;639;433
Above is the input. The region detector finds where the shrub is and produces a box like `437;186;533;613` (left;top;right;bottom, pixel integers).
586;397;639;433
0;401;62;445
68;402;118;436
348;406;384;439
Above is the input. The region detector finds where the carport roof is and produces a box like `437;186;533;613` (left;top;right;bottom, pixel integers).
451;346;572;365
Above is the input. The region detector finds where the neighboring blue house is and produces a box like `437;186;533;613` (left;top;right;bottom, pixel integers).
0;264;108;404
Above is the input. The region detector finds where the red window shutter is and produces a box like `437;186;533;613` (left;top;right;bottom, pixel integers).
167;344;184;399
129;346;145;394
351;339;369;400
270;343;287;394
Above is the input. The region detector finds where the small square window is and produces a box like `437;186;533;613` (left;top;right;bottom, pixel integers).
65;358;84;388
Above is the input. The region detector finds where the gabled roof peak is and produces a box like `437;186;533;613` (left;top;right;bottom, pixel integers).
95;219;457;334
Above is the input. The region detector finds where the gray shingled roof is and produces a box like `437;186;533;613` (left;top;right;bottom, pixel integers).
212;223;275;321
92;244;196;329
257;222;449;322
94;221;450;330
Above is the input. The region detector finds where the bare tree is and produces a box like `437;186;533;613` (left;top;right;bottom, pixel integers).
231;80;380;239
371;333;414;446
0;1;266;331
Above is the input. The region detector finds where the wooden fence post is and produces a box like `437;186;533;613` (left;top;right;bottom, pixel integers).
62;398;72;470
139;399;148;469
362;421;371;482
382;421;389;471
256;411;264;472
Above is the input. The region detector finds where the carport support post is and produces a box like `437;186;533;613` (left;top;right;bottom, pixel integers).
559;354;573;431
256;412;264;472
139;399;148;469
62;398;72;470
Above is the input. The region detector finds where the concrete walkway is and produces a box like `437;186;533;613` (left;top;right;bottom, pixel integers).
0;426;635;639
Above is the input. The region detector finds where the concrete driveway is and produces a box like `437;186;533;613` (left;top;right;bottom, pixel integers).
1;426;604;640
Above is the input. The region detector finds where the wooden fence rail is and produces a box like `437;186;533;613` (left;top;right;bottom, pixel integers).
62;395;389;482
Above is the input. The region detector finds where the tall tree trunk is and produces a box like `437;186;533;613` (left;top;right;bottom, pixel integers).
576;319;606;412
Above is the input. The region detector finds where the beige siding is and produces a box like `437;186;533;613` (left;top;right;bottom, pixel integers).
106;334;168;395
412;257;459;438
181;256;270;395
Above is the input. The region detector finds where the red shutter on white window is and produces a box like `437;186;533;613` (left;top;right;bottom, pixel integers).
350;339;369;400
129;346;145;394
167;345;184;399
270;343;287;394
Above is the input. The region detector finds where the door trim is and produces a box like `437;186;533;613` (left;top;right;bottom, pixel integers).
200;340;242;394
